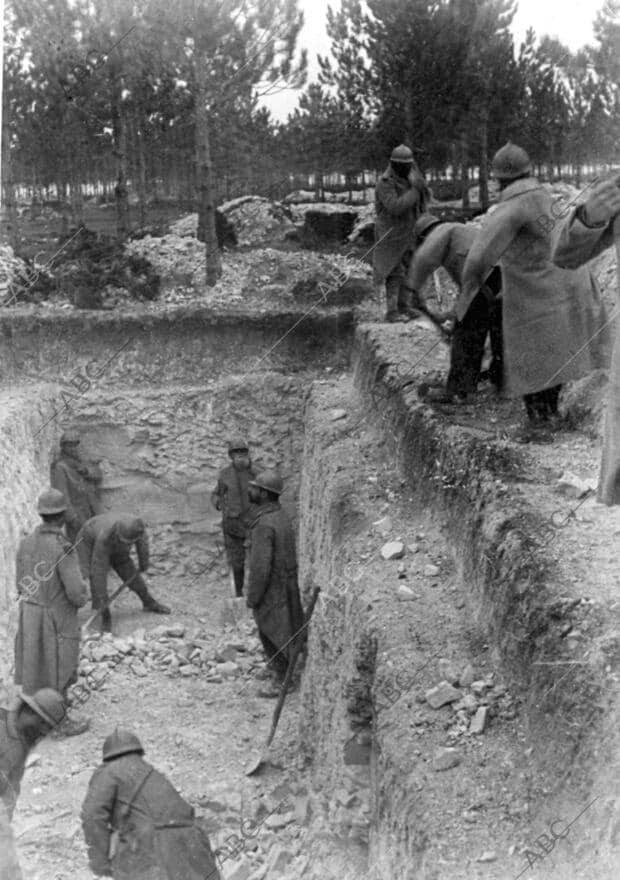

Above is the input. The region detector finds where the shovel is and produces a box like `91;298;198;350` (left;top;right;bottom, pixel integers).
245;585;321;776
82;571;141;634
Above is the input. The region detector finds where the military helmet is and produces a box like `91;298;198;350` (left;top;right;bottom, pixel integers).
414;213;442;239
37;488;67;515
21;688;66;727
228;437;249;454
249;470;283;496
117;516;145;544
491;141;531;181
102;729;144;761
390;144;414;164
60;430;80;446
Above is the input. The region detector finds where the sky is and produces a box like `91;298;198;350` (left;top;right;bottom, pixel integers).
258;0;607;122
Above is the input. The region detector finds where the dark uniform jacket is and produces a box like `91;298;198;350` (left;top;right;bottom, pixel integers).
50;453;103;537
406;222;476;291
77;513;149;596
0;709;27;880
210;465;256;538
14;524;88;695
373;164;429;283
81;753;220;880
247;502;304;656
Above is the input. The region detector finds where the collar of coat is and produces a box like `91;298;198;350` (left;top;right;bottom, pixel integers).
251;500;281;523
499;177;545;203
36;523;65;536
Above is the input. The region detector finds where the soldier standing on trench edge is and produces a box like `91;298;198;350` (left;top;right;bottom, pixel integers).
211;438;257;597
1;688;66;880
50;429;104;544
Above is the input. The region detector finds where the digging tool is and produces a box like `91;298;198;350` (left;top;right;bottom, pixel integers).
81;571;141;634
245;585;321;777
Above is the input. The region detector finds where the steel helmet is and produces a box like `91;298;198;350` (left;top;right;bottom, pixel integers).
491;142;532;181
21;688;66;727
60;430;80;446
390;144;414;164
228;438;249;454
249;470;283;496
117;516;145;544
102;729;144;761
37;488;67;515
414;214;442;239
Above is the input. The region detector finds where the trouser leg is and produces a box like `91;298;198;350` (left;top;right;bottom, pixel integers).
446;290;489;396
224;532;245;596
258;631;289;679
385;271;402;319
111;557;151;605
488;295;504;390
523;385;562;422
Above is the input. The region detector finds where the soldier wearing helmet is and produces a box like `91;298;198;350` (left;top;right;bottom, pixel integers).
14;490;90;738
76;513;170;632
373;143;431;323
461;141;609;441
50;430;103;542
211;438;257;597
81;730;220;880
246;471;304;692
402;213;503;404
1;688;66;879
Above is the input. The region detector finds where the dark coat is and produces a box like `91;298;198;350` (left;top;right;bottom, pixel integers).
373;164;429;283
50;452;103;538
210;464;257;537
460;178;609;396
0;709;29;819
406;222;477;291
81;753;220;880
77;513;149;598
553;208;620;504
247;502;304;658
14;524;88;695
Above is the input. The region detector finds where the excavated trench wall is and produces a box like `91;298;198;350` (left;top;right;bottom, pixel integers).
0;306;352;699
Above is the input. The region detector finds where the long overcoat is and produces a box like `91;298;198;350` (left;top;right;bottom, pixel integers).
0;709;28;880
210;464;257;535
373;165;429;283
460;178;609;396
50;453;103;538
81;753;220;880
552;209;620;504
14;524;88;695
246;502;304;658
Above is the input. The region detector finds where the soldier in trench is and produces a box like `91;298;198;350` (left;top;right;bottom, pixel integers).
50;429;104;544
14;489;91;737
81;729;221;880
246;471;304;692
1;688;67;880
211;438;257;597
76;513;170;632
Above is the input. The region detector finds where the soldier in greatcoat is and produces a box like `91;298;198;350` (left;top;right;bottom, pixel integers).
77;513;170;632
14;489;90;736
552;174;620;504
246;471;304;683
50;430;103;543
373;144;430;323
210;438;257;597
81;729;220;880
461;142;609;442
1;689;66;880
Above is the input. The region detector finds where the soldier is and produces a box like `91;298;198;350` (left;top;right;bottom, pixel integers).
77;513;170;633
246;471;304;687
81;729;221;880
50;430;103;543
210;438;257;597
1;689;66;880
403;213;503;404
373;143;430;323
14;489;90;737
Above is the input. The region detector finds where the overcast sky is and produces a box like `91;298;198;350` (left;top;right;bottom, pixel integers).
259;0;606;122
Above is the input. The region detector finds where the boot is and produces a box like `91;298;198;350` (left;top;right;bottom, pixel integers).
421;383;467;405
143;597;171;614
385;284;409;323
399;285;424;320
233;568;244;598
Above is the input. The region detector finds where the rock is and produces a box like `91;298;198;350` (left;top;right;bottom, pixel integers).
438;659;460;685
471;680;489;696
226;860;253;880
433;747;461;771
165;623;186;638
423;563;440;577
397;584;416;601
454;694;478;714
264;810;296;831
91;644;120;662
373;516;393;537
215;646;237;663
130;660;148;677
556;471;595;499
469;706;488;734
425;681;461;709
112;638;133;654
476;851;497;862
265;845;295;874
217;661;239;677
380;541;405;560
459;663;476;688
330;408;348;421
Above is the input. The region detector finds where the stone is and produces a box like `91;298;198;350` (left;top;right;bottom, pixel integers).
469;706;488;734
433;747;461;771
130;660;148;677
264;810;296;831
425;681;461;709
165;623;186;638
373;516;392;536
459;663;476;688
380;541;405;560
438;659;460;685
454;694;478;714
215;646;237;663
471;680;489;696
423;563;440;577
267;845;295;874
217;661;239;677
397;584;416;601
556;471;595;499
476;851;497;863
330;408;348;421
227;860;253;880
91;644;119;663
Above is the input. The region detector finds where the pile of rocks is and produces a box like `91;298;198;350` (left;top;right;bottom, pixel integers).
0;244;42;304
218;196;296;247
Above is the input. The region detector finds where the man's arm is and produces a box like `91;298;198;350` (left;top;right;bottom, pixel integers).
81;768;116;877
552;206;615;270
210;478;223;511
90;535;110;599
404;226;451;294
57;544;89;608
246;523;274;609
135;532;149;572
376;176;424;217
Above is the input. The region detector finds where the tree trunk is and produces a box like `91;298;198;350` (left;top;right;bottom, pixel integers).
460;131;470;209
112;90;130;238
134;114;148;227
1;87;19;251
479;111;489;211
195;64;221;287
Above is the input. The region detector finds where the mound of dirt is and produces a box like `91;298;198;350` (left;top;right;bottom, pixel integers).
219;196;295;246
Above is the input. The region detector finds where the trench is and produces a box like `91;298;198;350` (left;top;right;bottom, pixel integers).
0;307;617;880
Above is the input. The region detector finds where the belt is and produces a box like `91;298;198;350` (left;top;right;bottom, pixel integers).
154;821;195;830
